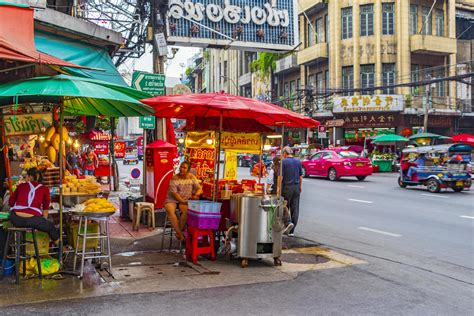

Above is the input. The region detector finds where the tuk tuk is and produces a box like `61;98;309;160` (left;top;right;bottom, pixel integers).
398;144;472;193
123;146;139;165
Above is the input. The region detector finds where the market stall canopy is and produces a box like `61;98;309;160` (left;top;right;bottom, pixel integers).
408;132;444;140
0;3;85;69
141;92;319;129
0;75;154;117
452;133;474;146
34;31;126;86
183;116;273;133
372;134;409;144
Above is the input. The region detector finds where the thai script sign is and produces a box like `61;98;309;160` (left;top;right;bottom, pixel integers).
334;95;404;113
167;0;297;51
220;132;261;151
224;150;238;180
4;113;52;136
185;148;215;181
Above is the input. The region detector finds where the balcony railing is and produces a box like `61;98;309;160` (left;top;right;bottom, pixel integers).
275;55;298;74
410;34;457;55
297;42;328;65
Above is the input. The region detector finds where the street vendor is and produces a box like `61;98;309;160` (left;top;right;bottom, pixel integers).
82;146;98;176
66;147;81;176
164;161;202;241
9;168;59;243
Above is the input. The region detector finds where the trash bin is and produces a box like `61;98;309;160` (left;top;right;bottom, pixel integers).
128;195;143;221
120;193;130;219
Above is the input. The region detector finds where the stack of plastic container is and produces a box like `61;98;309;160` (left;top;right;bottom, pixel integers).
187;200;222;229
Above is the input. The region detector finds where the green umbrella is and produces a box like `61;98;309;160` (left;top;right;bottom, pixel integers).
372;134;409;144
0;75;154;117
408;132;444;140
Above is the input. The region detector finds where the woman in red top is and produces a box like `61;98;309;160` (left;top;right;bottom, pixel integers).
82;146;98;176
9;168;59;242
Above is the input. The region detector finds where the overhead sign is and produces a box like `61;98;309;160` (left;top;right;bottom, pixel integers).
166;0;298;52
325;119;345;128
4;113;52;136
317;126;327;139
333;95;404;113
220;132;261;152
139;116;156;129
132;71;165;96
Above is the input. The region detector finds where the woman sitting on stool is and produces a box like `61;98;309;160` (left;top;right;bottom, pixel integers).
9;168;59;243
164;162;202;241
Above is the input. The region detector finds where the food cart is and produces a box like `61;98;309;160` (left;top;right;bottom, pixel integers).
142;92;319;267
0;74;154;276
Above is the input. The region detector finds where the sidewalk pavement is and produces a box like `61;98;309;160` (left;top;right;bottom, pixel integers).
0;188;366;307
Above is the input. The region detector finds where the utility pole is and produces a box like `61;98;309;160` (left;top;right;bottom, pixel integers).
152;0;166;141
423;74;432;133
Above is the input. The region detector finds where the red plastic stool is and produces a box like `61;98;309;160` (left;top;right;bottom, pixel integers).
185;225;215;264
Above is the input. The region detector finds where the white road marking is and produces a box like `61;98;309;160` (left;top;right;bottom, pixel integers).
421;193;449;199
348;185;365;188
358;227;402;237
349;199;373;204
460;215;474;220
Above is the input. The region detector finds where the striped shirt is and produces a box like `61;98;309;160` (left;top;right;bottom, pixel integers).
165;174;201;204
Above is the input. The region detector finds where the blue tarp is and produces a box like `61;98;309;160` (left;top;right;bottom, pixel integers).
34;31;126;86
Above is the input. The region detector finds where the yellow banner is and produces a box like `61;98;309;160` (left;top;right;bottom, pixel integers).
185;131;215;148
220;132;261;151
4;113;52;136
224;150;238;180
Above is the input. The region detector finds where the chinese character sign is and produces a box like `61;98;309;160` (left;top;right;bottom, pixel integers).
333;95;404;113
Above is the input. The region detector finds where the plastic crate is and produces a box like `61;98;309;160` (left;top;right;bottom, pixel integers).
25;231;49;256
187;209;221;230
67;222;99;250
188;200;222;213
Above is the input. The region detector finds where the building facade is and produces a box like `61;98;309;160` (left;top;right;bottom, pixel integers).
293;0;467;146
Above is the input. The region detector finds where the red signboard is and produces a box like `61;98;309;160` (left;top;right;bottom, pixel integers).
114;141;125;159
94;142;109;155
185;148;215;181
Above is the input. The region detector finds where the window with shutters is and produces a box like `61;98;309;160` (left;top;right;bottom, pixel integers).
307;20;314;47
410;5;418;35
316;72;323;93
360;5;374;36
382;3;394;35
315;18;324;43
342;7;353;39
325;14;329;43
342;66;353;96
411;64;420;95
360;64;375;95
436;9;444;36
382;64;396;94
422;6;432;35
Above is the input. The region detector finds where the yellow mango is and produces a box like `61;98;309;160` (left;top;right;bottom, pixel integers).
39;141;49;156
60;127;69;142
47;146;57;163
51;133;60;151
45;126;56;142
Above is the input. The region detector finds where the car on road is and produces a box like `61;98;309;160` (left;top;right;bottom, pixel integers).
302;150;373;181
237;154;252;167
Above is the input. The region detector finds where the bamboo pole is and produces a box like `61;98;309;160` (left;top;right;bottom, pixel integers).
58;102;64;265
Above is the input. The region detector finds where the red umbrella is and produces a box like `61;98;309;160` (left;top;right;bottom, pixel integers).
452;134;474;146
141;92;319;128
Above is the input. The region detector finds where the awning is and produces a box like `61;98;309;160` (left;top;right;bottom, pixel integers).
35;31;127;86
0;3;84;68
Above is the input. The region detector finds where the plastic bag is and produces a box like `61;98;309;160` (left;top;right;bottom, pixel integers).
20;256;60;277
